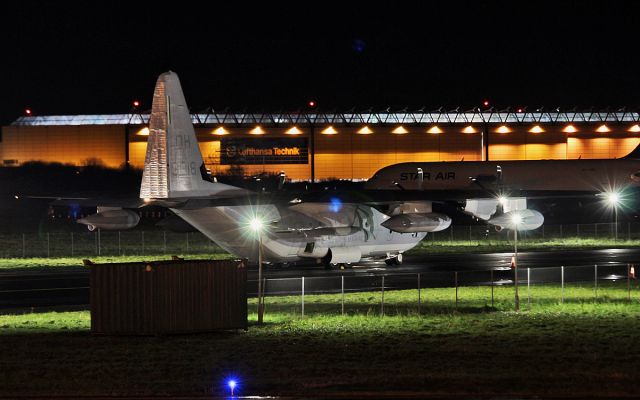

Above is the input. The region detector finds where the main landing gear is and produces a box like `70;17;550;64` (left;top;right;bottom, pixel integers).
385;253;403;266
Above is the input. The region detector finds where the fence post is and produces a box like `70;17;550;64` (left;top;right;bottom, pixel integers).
142;231;145;255
527;267;531;307
469;225;472;241
455;271;458;309
163;231;167;254
594;264;598;301
560;224;563;239
47;232;50;258
628;222;631;241
98;229;101;256
595;223;598;238
301;276;305;318
561;266;565;304
186;232;190;253
341;275;345;316
628;264;631;303
71;232;74;257
261;278;267;318
94;231;98;256
381;275;385;316
22;233;25;258
118;231;121;256
542;225;545;240
577;223;580;238
417;273;421;314
490;269;494;308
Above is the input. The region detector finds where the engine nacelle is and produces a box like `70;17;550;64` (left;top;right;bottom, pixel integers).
323;247;362;264
77;209;140;231
488;209;544;231
381;213;451;233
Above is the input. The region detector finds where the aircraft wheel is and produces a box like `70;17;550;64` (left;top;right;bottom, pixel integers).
385;254;403;266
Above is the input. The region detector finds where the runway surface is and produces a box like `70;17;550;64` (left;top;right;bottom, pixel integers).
1;248;639;311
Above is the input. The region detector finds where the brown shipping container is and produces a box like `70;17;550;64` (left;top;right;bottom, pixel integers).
91;259;247;335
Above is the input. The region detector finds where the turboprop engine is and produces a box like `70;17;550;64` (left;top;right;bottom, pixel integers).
77;209;140;231
381;213;452;233
488;209;544;231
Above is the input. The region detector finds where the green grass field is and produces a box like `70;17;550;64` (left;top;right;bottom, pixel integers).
2;236;640;271
2;283;640;397
0;253;234;270
413;237;640;254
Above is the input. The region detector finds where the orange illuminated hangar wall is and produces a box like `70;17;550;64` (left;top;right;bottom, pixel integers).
128;123;640;180
4;113;640;181
0;125;125;167
129;126;312;178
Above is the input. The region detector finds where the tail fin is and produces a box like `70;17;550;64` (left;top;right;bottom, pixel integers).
140;72;245;199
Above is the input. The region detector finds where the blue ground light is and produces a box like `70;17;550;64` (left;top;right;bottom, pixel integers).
227;378;237;396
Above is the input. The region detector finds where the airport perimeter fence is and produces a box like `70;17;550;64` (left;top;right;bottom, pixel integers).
0;231;224;258
1;221;640;258
249;263;640;317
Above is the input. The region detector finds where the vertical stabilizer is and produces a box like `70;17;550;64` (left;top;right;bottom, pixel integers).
140;72;245;199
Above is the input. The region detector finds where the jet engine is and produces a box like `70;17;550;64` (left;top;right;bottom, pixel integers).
77;209;140;231
488;209;544;231
381;213;451;233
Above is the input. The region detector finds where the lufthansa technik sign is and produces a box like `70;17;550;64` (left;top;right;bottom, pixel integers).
221;138;308;165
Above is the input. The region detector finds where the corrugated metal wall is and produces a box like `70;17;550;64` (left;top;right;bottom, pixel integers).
91;259;247;335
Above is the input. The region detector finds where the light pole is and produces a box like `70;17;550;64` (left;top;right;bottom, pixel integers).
512;213;522;312
605;192;620;241
250;217;265;324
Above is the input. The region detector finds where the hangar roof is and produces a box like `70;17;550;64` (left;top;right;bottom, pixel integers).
11;110;640;126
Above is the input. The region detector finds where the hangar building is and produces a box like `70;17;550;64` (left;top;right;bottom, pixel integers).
2;110;640;181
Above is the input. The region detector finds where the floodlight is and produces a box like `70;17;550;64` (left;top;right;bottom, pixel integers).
249;217;264;232
511;213;523;225
605;191;620;206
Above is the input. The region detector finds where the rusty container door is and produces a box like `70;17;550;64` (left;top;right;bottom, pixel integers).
91;259;247;335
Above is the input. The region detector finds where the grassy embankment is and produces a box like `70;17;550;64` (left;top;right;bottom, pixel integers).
2;282;640;397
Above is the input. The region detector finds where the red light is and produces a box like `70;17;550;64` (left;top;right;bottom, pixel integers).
25;109;32;115
483;100;489;107
133;100;140;108
517;108;523;113
308;101;315;107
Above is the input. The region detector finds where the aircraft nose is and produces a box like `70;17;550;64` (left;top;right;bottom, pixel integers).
631;171;640;182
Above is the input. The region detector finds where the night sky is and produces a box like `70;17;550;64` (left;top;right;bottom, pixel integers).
2;1;640;125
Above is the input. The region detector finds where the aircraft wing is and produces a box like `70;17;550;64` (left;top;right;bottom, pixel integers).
48;197;147;208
